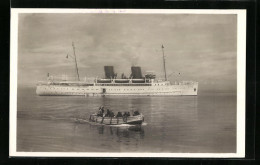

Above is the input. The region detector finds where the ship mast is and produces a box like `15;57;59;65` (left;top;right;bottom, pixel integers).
161;44;167;81
72;42;80;81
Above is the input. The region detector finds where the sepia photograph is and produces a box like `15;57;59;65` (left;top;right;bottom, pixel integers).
9;9;246;157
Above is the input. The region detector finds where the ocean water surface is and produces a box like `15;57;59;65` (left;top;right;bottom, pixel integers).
17;87;236;153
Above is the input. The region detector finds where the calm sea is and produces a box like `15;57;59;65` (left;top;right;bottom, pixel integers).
16;87;236;153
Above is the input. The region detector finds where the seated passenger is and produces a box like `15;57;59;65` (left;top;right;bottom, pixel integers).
116;112;123;117
133;110;140;116
110;111;115;117
101;106;105;114
97;108;102;117
105;109;110;117
123;112;127;117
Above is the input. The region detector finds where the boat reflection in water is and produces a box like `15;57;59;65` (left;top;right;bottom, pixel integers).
93;124;145;141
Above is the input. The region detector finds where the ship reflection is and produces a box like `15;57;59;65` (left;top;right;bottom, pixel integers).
96;125;145;139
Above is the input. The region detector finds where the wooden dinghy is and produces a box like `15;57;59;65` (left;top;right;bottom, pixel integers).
89;114;144;125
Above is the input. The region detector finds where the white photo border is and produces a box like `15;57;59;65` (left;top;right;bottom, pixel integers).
9;8;246;158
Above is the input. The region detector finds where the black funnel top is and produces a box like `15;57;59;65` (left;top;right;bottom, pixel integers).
131;66;142;79
104;66;115;79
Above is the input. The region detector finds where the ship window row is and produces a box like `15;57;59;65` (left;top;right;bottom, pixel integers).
106;88;146;91
46;87;99;91
107;88;169;91
46;86;189;91
154;84;166;86
52;83;94;86
104;88;169;91
103;88;171;91
46;87;176;91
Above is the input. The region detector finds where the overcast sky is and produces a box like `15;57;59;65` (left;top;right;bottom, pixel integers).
17;13;237;92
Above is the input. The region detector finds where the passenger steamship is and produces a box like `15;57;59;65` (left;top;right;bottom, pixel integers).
36;43;198;96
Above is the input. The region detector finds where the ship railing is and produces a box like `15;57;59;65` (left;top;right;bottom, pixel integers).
97;78;154;84
98;78;149;81
152;80;197;85
46;75;96;82
178;81;198;85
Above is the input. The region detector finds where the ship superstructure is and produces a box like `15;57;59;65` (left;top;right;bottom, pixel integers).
36;44;198;96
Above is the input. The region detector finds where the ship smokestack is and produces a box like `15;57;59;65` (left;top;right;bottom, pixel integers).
104;66;115;79
131;66;143;79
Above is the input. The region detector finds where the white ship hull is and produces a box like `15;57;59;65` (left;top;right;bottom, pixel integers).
36;83;198;96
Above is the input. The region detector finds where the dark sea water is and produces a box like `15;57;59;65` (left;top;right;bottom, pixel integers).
17;87;236;153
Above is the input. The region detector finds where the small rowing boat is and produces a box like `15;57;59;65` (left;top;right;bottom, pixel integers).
89;113;144;125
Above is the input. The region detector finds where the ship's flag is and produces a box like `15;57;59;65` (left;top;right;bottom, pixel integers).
162;45;164;48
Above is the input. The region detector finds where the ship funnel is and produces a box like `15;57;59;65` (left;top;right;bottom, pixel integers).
104;66;115;79
131;66;143;79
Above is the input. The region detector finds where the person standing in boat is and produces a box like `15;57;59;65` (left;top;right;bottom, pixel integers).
106;109;110;117
98;106;101;113
101;106;105;115
110;110;115;117
97;107;102;116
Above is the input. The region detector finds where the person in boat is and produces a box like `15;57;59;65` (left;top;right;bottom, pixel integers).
105;109;110;117
116;112;123;118
110;110;115;117
133;110;140;116
97;106;101;113
123;112;127;117
123;112;130;117
97;107;102;117
101;106;105;114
